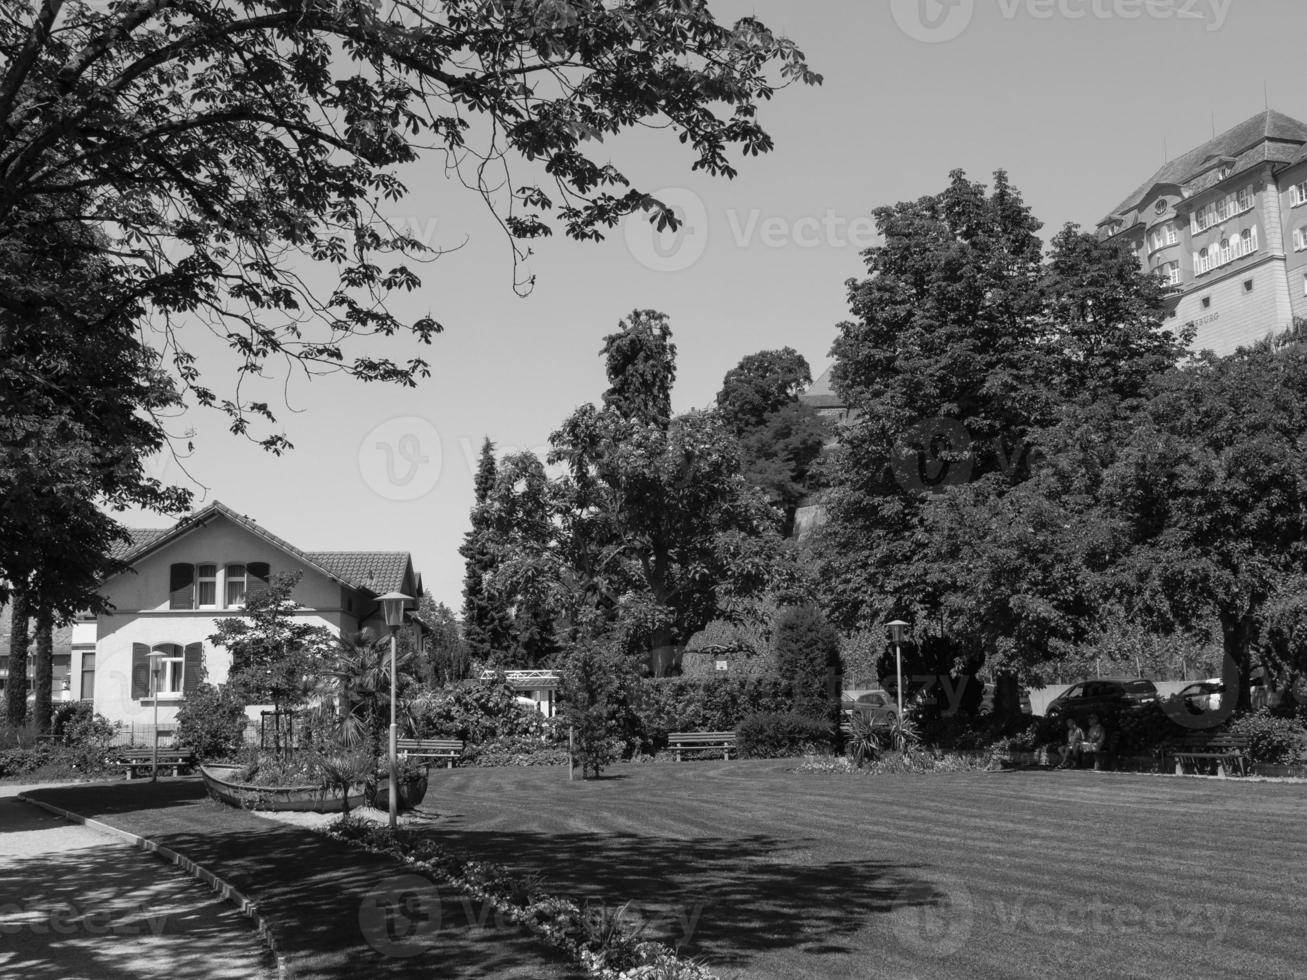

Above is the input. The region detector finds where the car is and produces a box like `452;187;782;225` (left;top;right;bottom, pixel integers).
979;686;1033;716
1171;679;1223;713
1044;678;1159;721
840;690;899;728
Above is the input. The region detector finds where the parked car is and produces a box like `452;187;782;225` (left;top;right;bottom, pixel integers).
1044;678;1159;721
1170;679;1223;713
840;690;899;728
979;686;1033;716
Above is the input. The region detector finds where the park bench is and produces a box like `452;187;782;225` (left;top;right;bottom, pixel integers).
396;738;464;768
111;747;195;779
668;731;736;762
1166;732;1252;777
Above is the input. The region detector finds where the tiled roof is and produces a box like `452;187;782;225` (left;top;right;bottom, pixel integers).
108;527;170;562
303;552;412;594
0;603;72;659
103;500;415;594
1101;110;1307;224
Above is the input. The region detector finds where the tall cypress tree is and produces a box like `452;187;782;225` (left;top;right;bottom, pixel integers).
460;438;513;662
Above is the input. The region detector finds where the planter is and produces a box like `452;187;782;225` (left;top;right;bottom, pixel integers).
201;764;368;813
366;769;430;811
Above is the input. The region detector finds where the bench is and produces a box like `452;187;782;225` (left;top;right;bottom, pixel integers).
1167;733;1252;777
396;738;464;768
111;747;195;779
668;731;736;762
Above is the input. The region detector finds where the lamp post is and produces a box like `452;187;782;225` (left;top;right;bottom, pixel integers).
147;651;165;783
886;620;909;722
377;591;412;832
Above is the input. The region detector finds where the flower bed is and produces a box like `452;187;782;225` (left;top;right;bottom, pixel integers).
325;815;717;979
797;749;991;775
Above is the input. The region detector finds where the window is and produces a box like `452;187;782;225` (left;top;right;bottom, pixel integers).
225;563;247;607
1292;181;1307;207
1150;224;1178;252
1296;227;1307;252
1219;238;1232;264
196;564;217;607
1202;296;1212;309
131;642;201;700
1157;260;1181;286
80;652;95;701
1244;279;1254;293
1237;186;1254;211
169;563;194;610
1154;199;1168;215
152;643;185;696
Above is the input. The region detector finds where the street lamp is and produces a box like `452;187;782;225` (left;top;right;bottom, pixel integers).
886;620;909;722
377;591;412;832
147;651;166;783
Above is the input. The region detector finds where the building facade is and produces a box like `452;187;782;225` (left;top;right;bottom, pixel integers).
1098;109;1307;355
82;500;423;728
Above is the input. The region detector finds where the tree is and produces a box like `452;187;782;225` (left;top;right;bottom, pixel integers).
410;596;470;688
771;605;841;726
817;171;1186;702
1099;338;1307;709
31;606;52;733
211;572;336;721
460;438;515;662
4;587;28;725
558;638;638;779
717;349;827;537
548;313;789;674
0;0;817;452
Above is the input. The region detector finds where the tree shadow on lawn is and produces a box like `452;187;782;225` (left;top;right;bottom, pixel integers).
420;823;942;970
20;782;584;980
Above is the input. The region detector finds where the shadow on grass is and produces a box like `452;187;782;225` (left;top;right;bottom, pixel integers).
20;782;583;980
418;823;941;969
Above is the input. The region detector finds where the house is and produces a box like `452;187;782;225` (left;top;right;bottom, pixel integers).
82;500;424;728
0;603;75;705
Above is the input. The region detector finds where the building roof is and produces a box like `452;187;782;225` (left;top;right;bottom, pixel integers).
303;552;414;595
799;364;844;409
0;603;72;660
1101;110;1307;225
104;500;416;596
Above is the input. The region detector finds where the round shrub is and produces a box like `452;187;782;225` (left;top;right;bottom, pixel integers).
1228;710;1307;763
772;606;842;727
175;684;249;760
735;711;833;758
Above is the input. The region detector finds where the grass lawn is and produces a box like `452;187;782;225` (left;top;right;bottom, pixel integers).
421;760;1306;980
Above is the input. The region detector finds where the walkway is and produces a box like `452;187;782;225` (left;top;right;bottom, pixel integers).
0;784;274;979
16;779;582;979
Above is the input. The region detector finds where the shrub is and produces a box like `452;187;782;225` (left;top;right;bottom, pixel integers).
634;674;794;753
771;606;841;727
1228;710;1307;763
559;641;639;778
175;684;249;760
464;733;572;768
407;674;545;744
735;711;832;758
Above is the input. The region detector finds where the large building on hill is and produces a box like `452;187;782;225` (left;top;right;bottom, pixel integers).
1098;109;1307;355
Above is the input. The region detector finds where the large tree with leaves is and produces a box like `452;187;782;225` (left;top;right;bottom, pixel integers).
547;310;791;674
818;171;1186;707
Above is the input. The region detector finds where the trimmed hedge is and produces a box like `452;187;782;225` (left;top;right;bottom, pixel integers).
736;711;833;759
634;675;794;755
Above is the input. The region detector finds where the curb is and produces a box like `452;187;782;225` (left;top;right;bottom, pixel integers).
17;792;291;979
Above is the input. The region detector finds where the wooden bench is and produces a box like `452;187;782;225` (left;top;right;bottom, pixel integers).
396;738;464;768
668;731;736;762
1167;733;1252;777
112;747;195;779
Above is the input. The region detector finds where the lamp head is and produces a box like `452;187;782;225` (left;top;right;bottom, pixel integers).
886;619;909;644
377;591;412;630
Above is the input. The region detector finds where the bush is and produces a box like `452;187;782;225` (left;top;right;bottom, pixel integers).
634;674;794;754
407;674;546;744
464;733;572;768
176;684;249;760
735;711;832;758
559;641;639;778
1228;710;1307;763
772;606;841;726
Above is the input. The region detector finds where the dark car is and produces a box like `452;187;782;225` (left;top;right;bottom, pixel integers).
840;690;899;728
1044;678;1159;721
1170;680;1223;713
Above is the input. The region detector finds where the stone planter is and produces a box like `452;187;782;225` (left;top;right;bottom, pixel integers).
367;769;430;811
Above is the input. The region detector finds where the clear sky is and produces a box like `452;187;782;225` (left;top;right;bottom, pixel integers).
122;0;1307;608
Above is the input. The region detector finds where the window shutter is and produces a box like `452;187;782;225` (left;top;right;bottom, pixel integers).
169;563;195;610
183;643;203;696
247;562;271;600
131;643;151;699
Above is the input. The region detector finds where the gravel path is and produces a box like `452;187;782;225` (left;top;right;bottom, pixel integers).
0;783;275;980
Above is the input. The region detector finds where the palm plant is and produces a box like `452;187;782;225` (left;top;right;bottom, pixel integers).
307;629;421;749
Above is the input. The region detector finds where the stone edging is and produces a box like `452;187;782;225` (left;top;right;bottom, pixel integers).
16;793;290;979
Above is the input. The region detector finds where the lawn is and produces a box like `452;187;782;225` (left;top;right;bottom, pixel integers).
421;760;1306;980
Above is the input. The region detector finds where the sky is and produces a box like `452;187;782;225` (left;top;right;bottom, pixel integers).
121;0;1307;608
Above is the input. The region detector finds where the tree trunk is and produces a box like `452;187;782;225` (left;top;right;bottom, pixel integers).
33;606;53;734
993;670;1021;717
5;587;29;726
1220;610;1256;712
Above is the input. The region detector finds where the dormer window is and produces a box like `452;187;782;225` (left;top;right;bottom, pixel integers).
1154;199;1168;215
